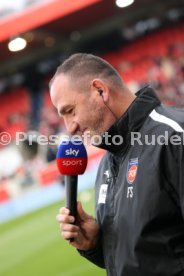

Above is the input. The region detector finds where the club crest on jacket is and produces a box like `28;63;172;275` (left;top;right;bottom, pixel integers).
126;158;138;184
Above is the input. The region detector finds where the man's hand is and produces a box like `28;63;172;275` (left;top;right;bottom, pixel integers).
56;201;100;251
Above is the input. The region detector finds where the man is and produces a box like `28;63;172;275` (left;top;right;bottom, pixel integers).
50;53;184;276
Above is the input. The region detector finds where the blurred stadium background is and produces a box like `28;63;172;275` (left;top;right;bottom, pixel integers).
0;0;183;275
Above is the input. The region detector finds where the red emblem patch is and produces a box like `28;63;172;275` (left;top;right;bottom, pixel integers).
127;158;138;184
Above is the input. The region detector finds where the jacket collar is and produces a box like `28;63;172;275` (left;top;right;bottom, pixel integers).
97;86;161;155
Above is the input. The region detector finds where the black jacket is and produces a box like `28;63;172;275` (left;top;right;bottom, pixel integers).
79;86;184;276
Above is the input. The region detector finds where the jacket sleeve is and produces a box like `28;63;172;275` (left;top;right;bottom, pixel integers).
77;233;105;268
162;132;184;216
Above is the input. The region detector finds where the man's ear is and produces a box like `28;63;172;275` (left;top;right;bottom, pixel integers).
91;78;109;102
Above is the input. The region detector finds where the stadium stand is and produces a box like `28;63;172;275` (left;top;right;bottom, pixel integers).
0;23;183;139
0;21;184;204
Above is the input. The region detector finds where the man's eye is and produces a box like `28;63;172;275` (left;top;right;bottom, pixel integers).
66;109;73;114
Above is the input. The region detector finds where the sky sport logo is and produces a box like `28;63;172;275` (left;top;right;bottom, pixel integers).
56;141;87;175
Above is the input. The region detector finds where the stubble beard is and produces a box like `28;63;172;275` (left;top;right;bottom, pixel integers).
87;104;106;144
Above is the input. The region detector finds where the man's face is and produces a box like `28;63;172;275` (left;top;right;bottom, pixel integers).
50;74;111;141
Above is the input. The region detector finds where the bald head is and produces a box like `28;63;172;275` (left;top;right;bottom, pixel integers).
49;53;124;91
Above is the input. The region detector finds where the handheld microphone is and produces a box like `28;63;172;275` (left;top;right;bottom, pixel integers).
56;140;88;219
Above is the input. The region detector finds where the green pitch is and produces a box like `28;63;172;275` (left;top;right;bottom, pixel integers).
0;189;105;276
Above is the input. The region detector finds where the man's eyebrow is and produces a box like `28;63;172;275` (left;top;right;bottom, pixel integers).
58;105;73;116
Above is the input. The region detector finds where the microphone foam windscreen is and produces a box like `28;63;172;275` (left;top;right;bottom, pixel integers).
56;140;88;175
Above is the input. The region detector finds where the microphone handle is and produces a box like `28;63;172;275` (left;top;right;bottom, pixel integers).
65;175;78;218
65;175;78;243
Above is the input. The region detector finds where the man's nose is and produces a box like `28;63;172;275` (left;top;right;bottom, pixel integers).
64;118;78;135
